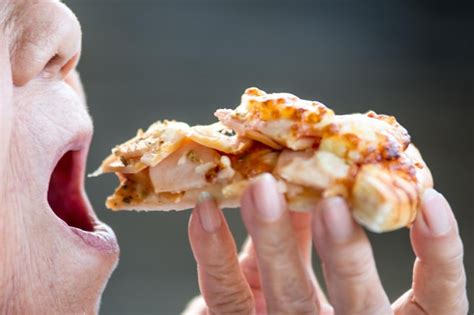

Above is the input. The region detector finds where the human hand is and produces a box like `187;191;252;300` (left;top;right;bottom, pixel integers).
184;174;468;314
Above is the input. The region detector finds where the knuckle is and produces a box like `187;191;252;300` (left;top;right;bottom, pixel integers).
441;287;469;315
423;230;465;268
200;261;238;283
271;288;317;315
207;284;254;315
446;239;464;266
199;260;255;314
437;233;465;263
260;229;295;258
337;288;391;315
420;244;466;286
331;241;376;282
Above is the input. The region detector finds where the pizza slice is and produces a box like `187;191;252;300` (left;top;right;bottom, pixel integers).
93;87;433;232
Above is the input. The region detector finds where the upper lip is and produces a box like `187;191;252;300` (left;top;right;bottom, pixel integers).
47;131;119;253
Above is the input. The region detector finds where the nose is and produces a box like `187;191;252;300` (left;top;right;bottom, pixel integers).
10;1;82;86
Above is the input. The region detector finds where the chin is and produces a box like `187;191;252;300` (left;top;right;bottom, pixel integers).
0;79;119;313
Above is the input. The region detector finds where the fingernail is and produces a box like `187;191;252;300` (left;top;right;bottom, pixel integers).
320;197;354;243
196;192;222;233
252;173;284;222
421;189;452;236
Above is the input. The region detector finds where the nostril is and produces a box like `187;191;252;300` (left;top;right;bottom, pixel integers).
42;54;63;79
60;53;80;79
43;52;80;80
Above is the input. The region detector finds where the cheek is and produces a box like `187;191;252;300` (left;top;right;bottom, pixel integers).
0;80;115;309
12;81;92;179
0;35;13;178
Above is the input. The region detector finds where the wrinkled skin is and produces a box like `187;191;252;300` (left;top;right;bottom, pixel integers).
0;1;119;313
183;175;468;315
0;1;468;314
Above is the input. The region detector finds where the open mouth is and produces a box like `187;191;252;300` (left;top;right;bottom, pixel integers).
47;147;118;252
48;150;94;232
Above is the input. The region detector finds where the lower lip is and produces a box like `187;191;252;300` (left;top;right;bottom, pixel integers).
70;220;119;253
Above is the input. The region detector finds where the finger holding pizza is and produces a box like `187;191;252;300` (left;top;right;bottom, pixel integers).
183;175;467;315
95;87;433;233
95;88;468;314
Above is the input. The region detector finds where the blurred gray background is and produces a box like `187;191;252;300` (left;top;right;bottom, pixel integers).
64;1;473;313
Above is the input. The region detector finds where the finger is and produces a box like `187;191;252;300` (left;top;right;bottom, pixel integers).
239;235;334;315
289;211;313;263
312;197;392;315
401;189;468;315
240;174;317;314
239;211;313;289
240;211;331;297
286;212;332;312
182;296;207;315
239;235;333;315
188;192;255;315
239;237;261;289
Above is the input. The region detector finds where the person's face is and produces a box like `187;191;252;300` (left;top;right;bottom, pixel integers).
0;1;119;313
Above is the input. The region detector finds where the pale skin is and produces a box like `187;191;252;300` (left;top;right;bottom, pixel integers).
0;0;120;313
184;174;469;314
0;1;468;314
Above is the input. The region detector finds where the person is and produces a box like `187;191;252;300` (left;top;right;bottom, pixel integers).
0;1;468;314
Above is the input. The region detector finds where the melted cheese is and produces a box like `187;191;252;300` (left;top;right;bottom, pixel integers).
98;87;432;233
149;141;221;193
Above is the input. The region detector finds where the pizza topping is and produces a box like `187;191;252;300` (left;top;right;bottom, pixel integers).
112;120;190;168
319;113;410;163
148;141;221;193
99;154;148;174
215;87;335;150
352;163;418;232
189;122;252;154
216;155;236;182
230;143;279;179
97;87;433;232
106;169;153;209
186;150;203;163
276;150;350;191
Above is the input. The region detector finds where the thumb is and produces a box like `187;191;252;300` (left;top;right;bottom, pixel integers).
395;189;468;314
